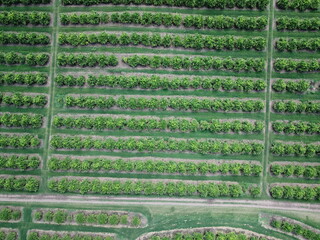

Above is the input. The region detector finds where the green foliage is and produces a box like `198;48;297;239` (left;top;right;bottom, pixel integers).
276;0;320;11
59;32;266;51
62;0;269;9
0;113;43;128
271;142;320;157
0;155;40;170
50;135;264;155
0;176;39;192
276;17;320;31
34;211;43;221
35;209;139;226
38;209;68;224
56;74;266;92
270;185;320;201
272;121;320;135
0;93;47;107
0;32;50;45
270;219;320;240
0;229;18;240
75;212;86;224
249;187;262;197
60;12;267;30
108;214;120;225
120;215;128;224
274;58;320;72
44;211;54;222
0;0;50;5
53;210;68;224
123;55;265;72
0;11;50;26
275;38;320;52
272;101;320;114
48;177;259;198
57;53;118;67
61;95;265;112
132;216;141;226
49;157;262;176
272;79;312;93
270;164;320;178
27;231;114;240
0;52;49;66
149;231;269;240
0;134;41;149
0;73;48;86
0;207;21;221
53;115;264;134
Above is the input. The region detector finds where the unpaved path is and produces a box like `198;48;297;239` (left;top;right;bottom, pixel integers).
0;195;319;213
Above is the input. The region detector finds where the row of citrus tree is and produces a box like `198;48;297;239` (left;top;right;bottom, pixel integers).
57;53;117;67
61;0;269;9
276;17;320;31
59;32;266;51
48;177;261;197
0;93;47;107
0;134;40;148
0;73;48;86
0;155;40;170
0;229;17;240
61;95;265;112
60;12;268;30
269;185;320;201
123;55;265;72
0;11;50;26
148;231;268;240
55;74;267;91
55;74;314;94
0;32;50;45
50;135;264;155
270;219;319;240
272;79;313;93
0;0;50;5
270;142;319;157
272;101;320;114
0;113;43;128
270;164;320;178
48;157;262;176
57;53;265;72
276;0;320;10
0;176;39;192
34;209;141;226
272;121;320;135
27;231;114;240
0;207;21;221
0;52;49;66
53;115;264;133
275;38;320;52
274;58;320;72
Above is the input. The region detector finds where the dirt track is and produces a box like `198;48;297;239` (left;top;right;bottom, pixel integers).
0;194;319;213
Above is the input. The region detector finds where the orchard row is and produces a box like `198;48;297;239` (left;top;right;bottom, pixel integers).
55;74;267;91
48;157;263;176
1;134;318;157
2;31;319;53
53;115;264;133
3;0;318;12
1;52;319;73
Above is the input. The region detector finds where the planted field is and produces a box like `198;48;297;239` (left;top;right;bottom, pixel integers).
0;0;319;238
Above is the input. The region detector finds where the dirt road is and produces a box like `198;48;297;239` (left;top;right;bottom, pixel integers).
0;194;319;213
